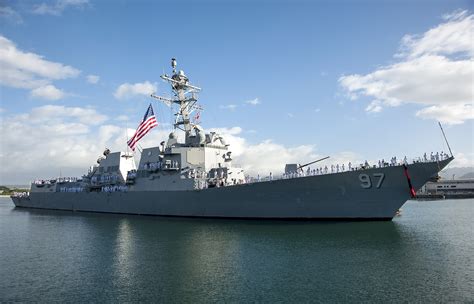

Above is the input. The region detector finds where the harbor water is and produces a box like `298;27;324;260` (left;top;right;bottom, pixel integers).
0;197;473;302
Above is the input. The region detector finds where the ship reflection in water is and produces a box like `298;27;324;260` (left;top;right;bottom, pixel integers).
2;197;473;302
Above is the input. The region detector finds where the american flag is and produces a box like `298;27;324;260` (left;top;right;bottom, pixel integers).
127;104;158;151
193;111;200;123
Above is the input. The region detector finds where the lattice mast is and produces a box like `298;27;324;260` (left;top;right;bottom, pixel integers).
151;58;202;138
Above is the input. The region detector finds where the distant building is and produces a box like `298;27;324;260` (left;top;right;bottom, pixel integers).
418;179;474;195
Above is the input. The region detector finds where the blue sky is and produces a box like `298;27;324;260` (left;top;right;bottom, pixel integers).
0;0;473;183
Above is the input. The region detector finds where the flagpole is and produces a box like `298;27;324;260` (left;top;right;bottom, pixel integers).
125;120;130;154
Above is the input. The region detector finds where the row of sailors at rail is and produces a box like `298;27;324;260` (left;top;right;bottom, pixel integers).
194;177;245;190
35;177;78;185
57;177;77;183
379;151;449;167
279;164;356;179
187;169;206;179
281;164;352;178
280;153;449;178
34;179;54;185
59;186;84;192
12;192;29;197
424;152;449;162
101;185;128;192
143;160;179;171
91;174;119;184
254;151;450;181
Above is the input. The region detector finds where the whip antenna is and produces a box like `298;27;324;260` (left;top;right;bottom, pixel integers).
438;122;453;157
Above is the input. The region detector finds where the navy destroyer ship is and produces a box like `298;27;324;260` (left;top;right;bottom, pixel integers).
11;59;453;220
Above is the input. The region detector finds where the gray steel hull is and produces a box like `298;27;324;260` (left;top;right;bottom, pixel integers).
11;158;451;220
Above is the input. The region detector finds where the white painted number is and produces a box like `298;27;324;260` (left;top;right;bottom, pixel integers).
359;173;385;189
373;173;385;189
359;174;371;189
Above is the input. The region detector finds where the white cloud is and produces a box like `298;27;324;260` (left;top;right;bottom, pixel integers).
30;84;65;100
449;152;474;167
0;65;49;89
239;140;317;175
207;127;360;176
415;104;474;125
219;98;260;111
339;55;472;107
28;105;108;125
217;126;245;134
0;35;79;99
244;98;260;105
0;6;23;24
116;115;129;122
0;105;112;183
0;102;366;184
365;100;382;113
86;74;99;84
32;0;89;16
339;10;474;124
399;10;473;58
219;104;238;111
208;127;307;174
0;36;80;84
1;105;354;183
114;81;157;100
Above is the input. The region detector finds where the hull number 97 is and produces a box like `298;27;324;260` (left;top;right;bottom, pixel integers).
359;173;385;189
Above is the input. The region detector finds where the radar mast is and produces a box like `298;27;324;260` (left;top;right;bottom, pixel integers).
151;58;202;140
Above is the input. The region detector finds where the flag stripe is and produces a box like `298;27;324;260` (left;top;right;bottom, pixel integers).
128;121;156;148
128;123;156;148
127;104;158;151
128;118;157;144
130;129;152;148
127;117;157;145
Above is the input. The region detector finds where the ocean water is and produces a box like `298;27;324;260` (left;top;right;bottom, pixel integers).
0;197;473;303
